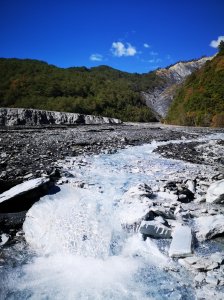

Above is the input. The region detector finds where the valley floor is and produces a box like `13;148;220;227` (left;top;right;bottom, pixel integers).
0;123;223;190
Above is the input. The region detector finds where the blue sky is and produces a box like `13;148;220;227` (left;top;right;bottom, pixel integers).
0;0;224;73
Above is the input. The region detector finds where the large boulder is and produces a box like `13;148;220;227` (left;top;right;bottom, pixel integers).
196;215;224;240
206;179;224;204
0;178;50;213
119;183;154;228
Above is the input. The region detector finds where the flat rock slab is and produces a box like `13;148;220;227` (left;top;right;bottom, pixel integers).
0;178;50;204
196;214;224;240
169;225;193;257
139;220;172;239
0;177;52;215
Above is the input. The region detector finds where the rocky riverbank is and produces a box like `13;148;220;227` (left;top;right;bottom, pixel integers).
0;123;224;299
1;123;222;188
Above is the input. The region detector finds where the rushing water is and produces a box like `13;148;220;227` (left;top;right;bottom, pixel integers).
1;134;224;300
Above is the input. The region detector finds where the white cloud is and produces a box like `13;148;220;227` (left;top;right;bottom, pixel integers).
210;36;224;48
89;53;103;61
150;51;158;56
143;43;150;48
166;54;171;60
111;42;137;57
148;58;162;63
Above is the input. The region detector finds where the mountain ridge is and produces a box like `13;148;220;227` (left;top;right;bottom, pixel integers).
0;55;216;124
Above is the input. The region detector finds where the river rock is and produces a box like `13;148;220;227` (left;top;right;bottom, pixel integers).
206;179;224;204
179;256;219;272
139;220;172;239
196;214;224;240
0;233;9;246
169;225;193;257
119;184;154;228
0;178;50;213
124;183;153;200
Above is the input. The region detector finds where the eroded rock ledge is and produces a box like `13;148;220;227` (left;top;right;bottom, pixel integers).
0;108;122;126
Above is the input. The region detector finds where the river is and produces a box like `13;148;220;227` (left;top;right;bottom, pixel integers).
1;133;224;299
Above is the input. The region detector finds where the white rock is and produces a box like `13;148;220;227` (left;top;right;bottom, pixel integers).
0;234;9;246
206;179;224;204
169;225;193;258
210;253;224;265
196;215;224;240
206;275;219;285
186;179;196;193
119;184;153;226
156;191;178;202
194;272;206;283
0;178;50;204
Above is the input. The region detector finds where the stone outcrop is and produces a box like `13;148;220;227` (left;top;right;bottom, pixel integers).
0;108;122;126
196;215;224;240
206;179;224;204
142;56;213;119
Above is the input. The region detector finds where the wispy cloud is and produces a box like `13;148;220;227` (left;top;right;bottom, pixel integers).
150;51;158;56
166;54;172;60
210;36;224;48
111;42;137;57
89;53;103;61
143;43;150;48
148;58;162;63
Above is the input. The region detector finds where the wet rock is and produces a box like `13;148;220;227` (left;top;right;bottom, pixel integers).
194;272;206;283
0;233;9;246
0;178;51;214
125;183;153;200
186;179;196;193
210;253;224;265
139;220;172;239
144;207;175;222
206;179;224;204
206;275;219;285
169;225;193;258
177;186;194;203
179;256;220;272
196;215;224;240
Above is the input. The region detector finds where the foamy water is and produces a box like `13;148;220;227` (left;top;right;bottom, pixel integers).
1;134;224;299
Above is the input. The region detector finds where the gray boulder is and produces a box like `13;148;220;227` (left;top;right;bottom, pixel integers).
206;179;224;204
196;214;224;240
0;178;50;214
139;220;172;239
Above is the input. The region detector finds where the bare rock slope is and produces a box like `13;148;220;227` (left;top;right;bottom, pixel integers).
142;56;213;119
0;108;122;126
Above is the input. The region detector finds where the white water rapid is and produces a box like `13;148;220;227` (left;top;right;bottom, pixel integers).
1;134;224;299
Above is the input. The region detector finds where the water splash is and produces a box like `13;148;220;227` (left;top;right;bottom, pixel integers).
2;135;222;299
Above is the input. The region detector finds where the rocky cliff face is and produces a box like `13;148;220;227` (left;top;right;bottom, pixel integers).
142;56;213;119
0;108;122;126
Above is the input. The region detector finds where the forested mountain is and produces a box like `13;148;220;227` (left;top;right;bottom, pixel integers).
1;54;222;126
0;58;165;122
166;47;224;127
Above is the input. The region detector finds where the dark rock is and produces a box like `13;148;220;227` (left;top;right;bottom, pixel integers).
139;220;172;239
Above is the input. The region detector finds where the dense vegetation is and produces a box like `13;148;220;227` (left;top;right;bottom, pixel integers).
0;58;165;122
166;48;224;127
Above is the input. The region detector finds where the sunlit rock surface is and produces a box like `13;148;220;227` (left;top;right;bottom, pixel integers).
206;179;224;204
0;108;122;126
